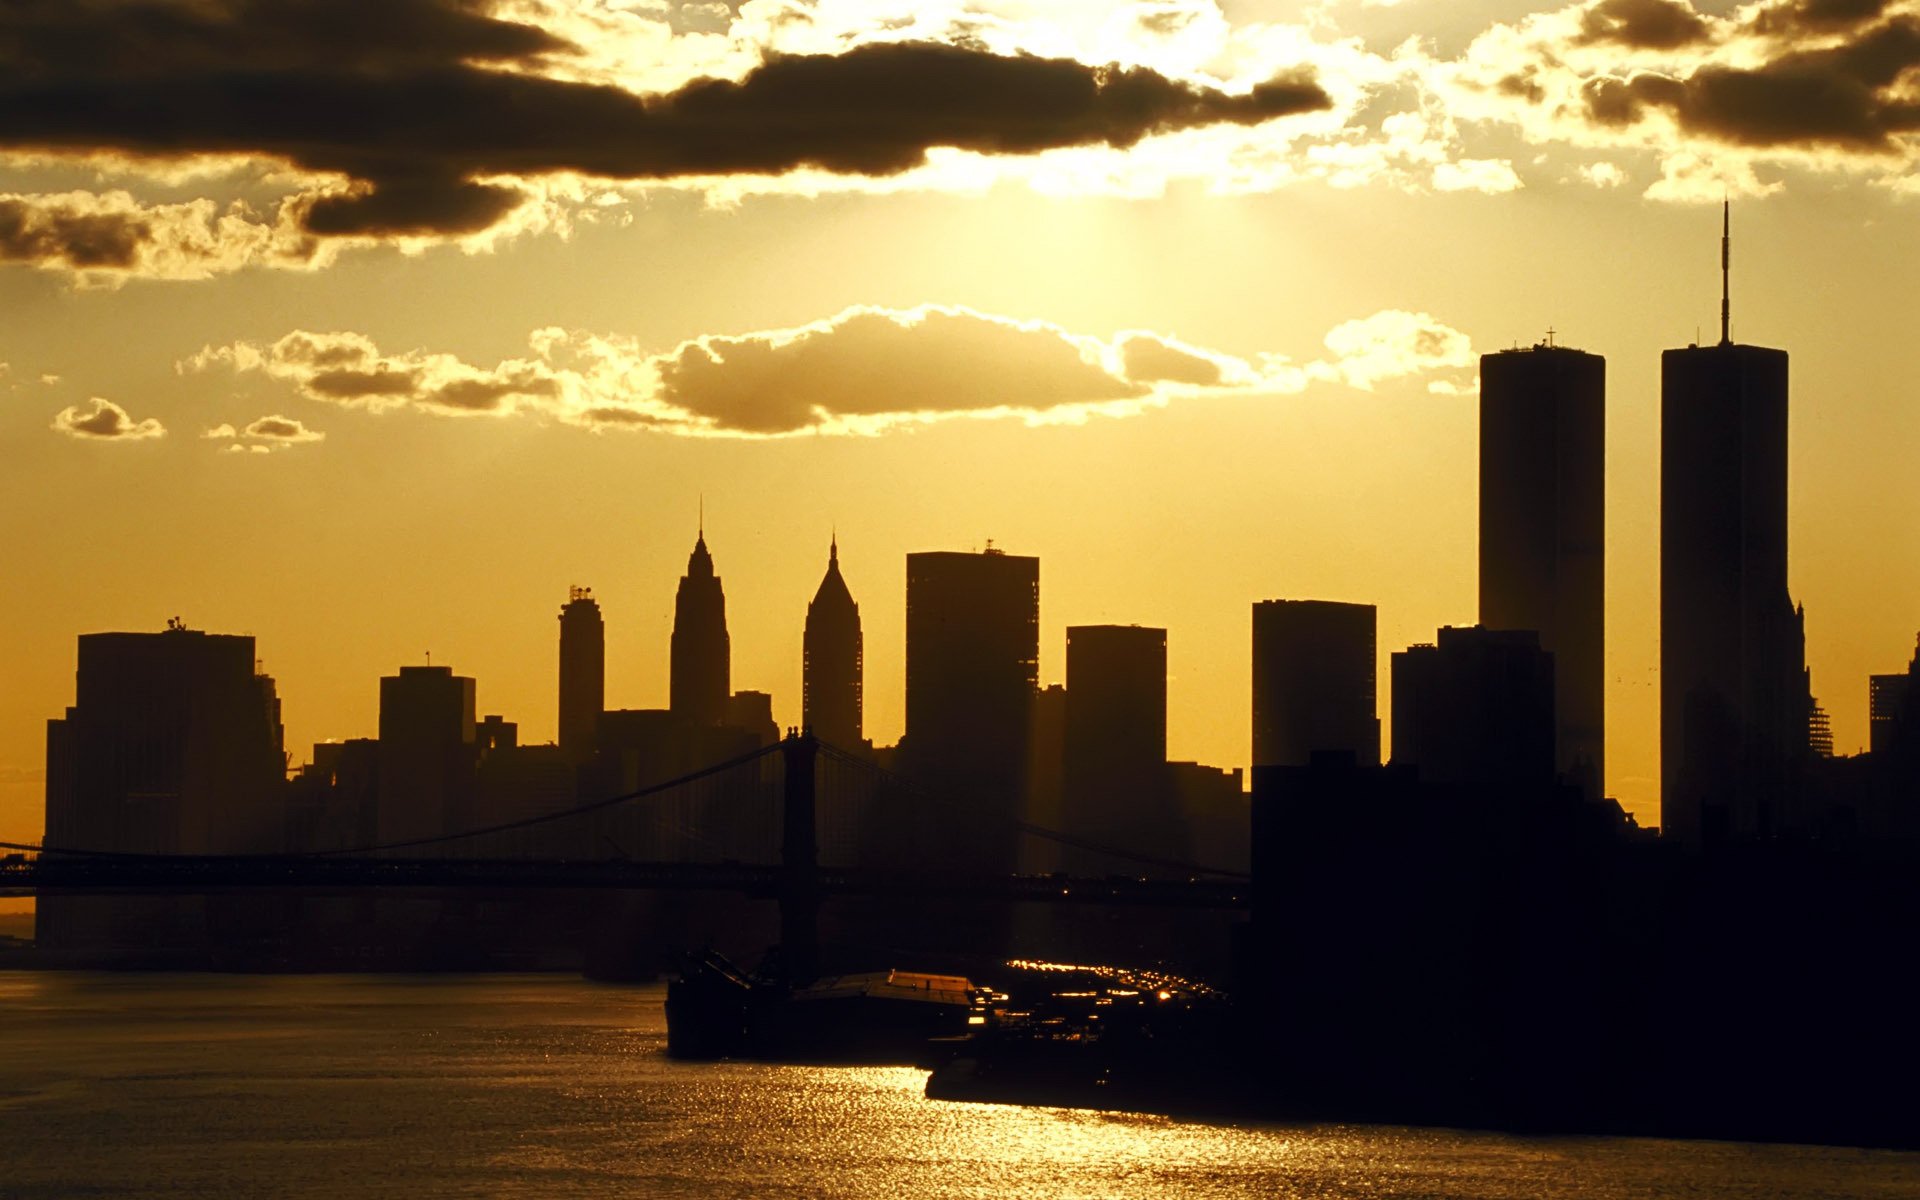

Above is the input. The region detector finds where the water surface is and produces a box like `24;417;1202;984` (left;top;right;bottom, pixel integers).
2;972;1912;1198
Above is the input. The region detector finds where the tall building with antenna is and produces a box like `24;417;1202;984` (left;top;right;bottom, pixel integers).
803;536;863;748
670;521;731;728
1479;340;1605;800
557;586;604;765
1661;202;1812;843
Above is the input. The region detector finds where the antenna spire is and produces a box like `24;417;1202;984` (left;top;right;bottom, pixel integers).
1728;196;1743;345
698;494;704;540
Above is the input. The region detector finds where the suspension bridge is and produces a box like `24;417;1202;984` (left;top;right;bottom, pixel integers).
2;734;1249;970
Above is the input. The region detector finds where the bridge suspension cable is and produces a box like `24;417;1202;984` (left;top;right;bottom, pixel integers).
812;739;1250;880
11;739;784;862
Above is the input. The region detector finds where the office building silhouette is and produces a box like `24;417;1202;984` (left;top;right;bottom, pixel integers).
1391;626;1555;789
41;624;286;951
904;548;1038;868
1480;343;1604;799
671;526;731;727
558;586;604;765
1064;624;1175;869
803;537;863;749
45;625;285;856
1661;206;1811;843
1251;600;1378;767
377;664;476;847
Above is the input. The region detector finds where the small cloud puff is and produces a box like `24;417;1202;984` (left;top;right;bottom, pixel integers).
51;397;165;441
205;414;325;450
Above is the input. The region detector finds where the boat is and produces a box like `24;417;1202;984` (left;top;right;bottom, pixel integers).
666;949;988;1064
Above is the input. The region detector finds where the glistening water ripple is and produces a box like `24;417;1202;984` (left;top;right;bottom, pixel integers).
1;973;1913;1199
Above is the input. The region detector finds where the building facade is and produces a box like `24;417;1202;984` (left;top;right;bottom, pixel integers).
803;538;863;749
1661;341;1810;843
671;529;732;727
1251;599;1379;768
1479;344;1605;799
557;586;604;765
376;664;477;848
1063;624;1174;871
904;548;1039;870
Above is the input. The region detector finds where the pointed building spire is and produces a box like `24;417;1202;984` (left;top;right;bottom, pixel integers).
1719;198;1731;346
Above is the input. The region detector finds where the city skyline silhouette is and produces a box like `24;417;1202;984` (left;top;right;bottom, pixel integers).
8;1;1920;1178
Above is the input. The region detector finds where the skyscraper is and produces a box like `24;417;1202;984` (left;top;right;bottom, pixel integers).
905;547;1038;869
558;585;604;765
1251;599;1378;768
803;537;863;748
670;525;730;727
41;624;286;953
44;624;285;857
377;664;476;847
1661;204;1811;843
1480;342;1605;799
1064;624;1175;870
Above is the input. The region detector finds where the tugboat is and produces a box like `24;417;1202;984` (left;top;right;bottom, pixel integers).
666;948;988;1064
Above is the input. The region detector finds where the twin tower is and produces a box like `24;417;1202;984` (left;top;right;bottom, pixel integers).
554;532;862;763
1484;206;1809;840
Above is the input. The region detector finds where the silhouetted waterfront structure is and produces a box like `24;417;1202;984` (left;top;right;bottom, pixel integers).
803;538;863;749
377;664;476;847
904;547;1038;871
1480;344;1604;799
41;624;286;951
1064;624;1176;872
1250;600;1378;767
1391;627;1555;790
671;527;731;727
1661;210;1811;843
558;586;604;765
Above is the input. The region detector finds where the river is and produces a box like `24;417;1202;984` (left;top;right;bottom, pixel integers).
1;972;1913;1198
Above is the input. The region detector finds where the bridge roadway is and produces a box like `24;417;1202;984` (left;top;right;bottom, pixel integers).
0;855;1249;909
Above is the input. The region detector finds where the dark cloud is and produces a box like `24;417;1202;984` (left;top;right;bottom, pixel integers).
424;373;560;411
241;414;321;441
0;1;1330;238
1116;334;1226;386
655;308;1149;434
1577;0;1712;50
305;368;424;400
0;196;148;268
1580;15;1920;151
51;396;165;440
1748;0;1897;36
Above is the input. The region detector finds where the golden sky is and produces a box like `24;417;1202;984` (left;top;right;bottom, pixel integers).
6;0;1920;849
